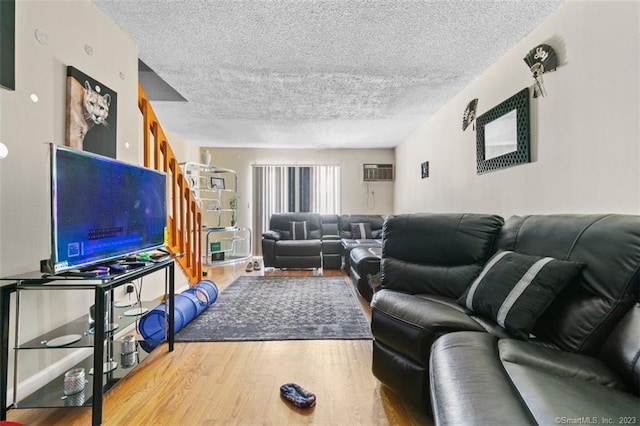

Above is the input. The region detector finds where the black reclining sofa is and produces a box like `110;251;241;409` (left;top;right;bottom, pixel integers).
261;212;325;269
261;213;386;270
371;213;640;424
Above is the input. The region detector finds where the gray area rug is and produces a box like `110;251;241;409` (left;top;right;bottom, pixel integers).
175;276;372;341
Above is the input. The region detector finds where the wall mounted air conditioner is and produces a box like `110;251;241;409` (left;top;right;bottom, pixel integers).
363;163;394;182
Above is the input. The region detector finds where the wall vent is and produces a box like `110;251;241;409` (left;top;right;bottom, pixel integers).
363;163;394;182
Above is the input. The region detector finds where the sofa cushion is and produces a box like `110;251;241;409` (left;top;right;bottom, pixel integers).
338;214;385;239
275;239;321;256
382;213;504;298
431;331;640;426
429;332;535;425
350;222;373;239
498;339;629;392
458;250;583;340
495;214;640;354
289;221;308;240
503;361;640;425
320;238;342;254
268;212;322;239
320;214;339;236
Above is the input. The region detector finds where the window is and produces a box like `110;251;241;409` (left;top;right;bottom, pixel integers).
252;165;340;253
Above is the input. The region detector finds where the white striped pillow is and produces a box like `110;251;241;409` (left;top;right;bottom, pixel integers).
350;222;372;239
289;221;308;240
458;250;583;340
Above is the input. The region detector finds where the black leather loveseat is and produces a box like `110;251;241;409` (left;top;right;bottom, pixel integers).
371;213;640;424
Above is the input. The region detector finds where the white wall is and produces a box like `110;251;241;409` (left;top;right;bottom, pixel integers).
0;0;139;277
205;147;395;231
0;0;179;400
0;1;195;286
394;0;640;218
166;129;201;166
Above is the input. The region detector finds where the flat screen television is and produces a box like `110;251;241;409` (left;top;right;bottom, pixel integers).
42;144;167;274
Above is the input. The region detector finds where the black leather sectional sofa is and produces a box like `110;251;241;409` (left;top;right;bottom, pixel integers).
261;212;384;270
371;213;640;424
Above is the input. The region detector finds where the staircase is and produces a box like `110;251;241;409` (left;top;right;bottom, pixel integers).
138;83;202;284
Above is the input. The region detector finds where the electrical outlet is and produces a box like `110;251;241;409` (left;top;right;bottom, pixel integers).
125;283;135;294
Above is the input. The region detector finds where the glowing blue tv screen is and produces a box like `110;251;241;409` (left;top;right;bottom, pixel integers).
47;145;166;273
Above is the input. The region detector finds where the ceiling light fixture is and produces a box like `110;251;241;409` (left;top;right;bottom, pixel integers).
30;93;39;103
84;44;93;56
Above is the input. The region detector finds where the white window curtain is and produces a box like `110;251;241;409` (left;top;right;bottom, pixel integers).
252;165;340;255
309;165;340;214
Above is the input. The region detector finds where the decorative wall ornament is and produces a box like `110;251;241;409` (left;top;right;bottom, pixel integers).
523;44;558;98
462;98;478;131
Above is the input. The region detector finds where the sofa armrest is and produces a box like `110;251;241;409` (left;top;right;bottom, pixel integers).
322;235;341;241
262;230;281;240
261;238;276;267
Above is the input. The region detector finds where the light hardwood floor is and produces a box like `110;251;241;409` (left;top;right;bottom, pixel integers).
6;262;430;425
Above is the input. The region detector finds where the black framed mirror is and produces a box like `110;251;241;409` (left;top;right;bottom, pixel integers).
476;87;530;174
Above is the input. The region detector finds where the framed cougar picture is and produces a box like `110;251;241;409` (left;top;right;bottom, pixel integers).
65;66;118;158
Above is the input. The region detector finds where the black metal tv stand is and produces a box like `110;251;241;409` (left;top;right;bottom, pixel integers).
0;258;175;426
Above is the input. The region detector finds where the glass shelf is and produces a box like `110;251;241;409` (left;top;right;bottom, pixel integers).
18;301;159;349
195;188;235;194
202;226;238;232
179;162;251;266
204;227;252;266
14;339;158;409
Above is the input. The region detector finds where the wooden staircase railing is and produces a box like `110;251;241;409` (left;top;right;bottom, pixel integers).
138;83;202;284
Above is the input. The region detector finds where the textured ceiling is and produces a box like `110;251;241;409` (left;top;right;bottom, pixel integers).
94;0;563;149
